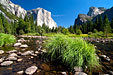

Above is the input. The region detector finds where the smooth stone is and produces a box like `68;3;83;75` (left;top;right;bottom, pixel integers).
25;66;38;75
17;59;22;62
31;56;34;59
100;55;107;58
106;57;110;62
1;61;13;66
74;72;87;75
35;51;39;54
7;50;17;54
14;43;21;47
0;58;4;63
17;70;24;74
20;44;28;48
74;67;83;72
61;72;67;75
9;53;18;57
0;50;4;54
7;57;17;61
41;50;47;53
21;51;33;56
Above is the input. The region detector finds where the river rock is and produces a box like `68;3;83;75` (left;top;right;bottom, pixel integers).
74;72;87;75
0;50;4;54
20;44;28;48
7;57;17;61
17;59;23;62
100;55;107;58
35;51;39;54
25;66;38;75
17;70;24;74
0;58;4;63
21;51;33;56
9;53;18;57
14;43;22;47
1;61;13;66
61;72;67;75
74;67;83;72
100;55;110;62
7;50;17;53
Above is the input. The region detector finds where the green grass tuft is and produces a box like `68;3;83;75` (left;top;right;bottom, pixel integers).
0;33;16;47
44;34;100;71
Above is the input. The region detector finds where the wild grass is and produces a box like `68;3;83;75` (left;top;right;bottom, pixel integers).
44;34;100;71
0;33;16;47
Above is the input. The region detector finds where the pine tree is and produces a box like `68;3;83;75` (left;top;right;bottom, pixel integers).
110;18;113;29
98;15;103;31
103;15;111;37
0;16;4;33
68;25;74;34
3;18;11;34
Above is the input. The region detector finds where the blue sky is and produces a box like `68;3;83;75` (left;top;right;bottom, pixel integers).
11;0;113;28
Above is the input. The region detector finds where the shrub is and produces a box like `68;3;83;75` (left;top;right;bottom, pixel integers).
76;29;82;35
44;34;100;71
88;32;92;35
0;33;16;47
62;28;70;35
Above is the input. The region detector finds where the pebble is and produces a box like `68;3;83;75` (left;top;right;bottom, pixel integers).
17;70;24;74
74;66;83;72
61;72;67;75
17;59;23;62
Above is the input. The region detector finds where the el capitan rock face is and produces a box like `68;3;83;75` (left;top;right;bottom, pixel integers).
0;0;27;18
0;0;57;28
74;6;106;25
27;8;57;28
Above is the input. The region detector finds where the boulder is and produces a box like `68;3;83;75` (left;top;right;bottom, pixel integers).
0;50;4;54
1;61;13;66
25;66;38;75
14;43;22;47
20;44;28;48
9;53;18;57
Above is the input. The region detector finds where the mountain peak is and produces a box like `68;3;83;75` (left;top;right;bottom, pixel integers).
87;6;106;17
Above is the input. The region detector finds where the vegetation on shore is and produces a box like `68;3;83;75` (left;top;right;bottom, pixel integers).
0;33;16;47
43;34;100;71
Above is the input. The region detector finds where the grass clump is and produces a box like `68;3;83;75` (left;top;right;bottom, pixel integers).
0;33;16;47
44;34;100;71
